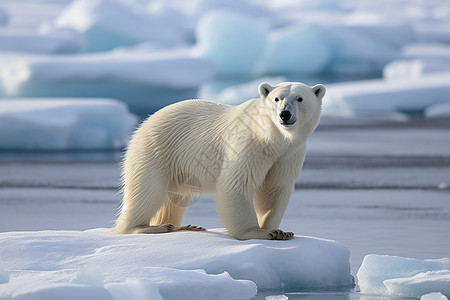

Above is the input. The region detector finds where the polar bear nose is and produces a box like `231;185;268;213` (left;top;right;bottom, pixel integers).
280;111;292;123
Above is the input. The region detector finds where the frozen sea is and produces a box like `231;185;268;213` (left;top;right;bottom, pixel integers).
1;116;449;300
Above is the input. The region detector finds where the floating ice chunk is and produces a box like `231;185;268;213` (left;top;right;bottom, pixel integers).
256;24;331;76
383;60;450;81
0;267;9;284
0;50;215;115
323;72;450;116
54;0;186;52
421;292;449;300
357;254;450;297
195;10;266;76
0;27;85;54
384;270;450;298
425;102;450;118
0;229;353;300
0;99;137;150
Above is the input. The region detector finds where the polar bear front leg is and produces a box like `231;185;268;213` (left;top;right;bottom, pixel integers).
255;150;307;236
216;165;293;240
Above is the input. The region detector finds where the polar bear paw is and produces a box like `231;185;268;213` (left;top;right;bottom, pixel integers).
131;224;206;234
175;224;206;231
131;223;175;234
269;229;294;240
232;228;294;240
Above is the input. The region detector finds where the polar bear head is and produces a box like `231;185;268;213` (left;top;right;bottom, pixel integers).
258;82;325;131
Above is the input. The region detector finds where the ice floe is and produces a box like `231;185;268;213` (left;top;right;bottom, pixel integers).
0;229;354;300
358;254;450;299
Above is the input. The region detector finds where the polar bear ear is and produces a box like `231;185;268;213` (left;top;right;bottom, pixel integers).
312;84;326;100
258;83;274;99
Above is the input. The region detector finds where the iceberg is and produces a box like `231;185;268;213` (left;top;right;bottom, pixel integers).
200;76;286;105
402;43;450;62
323;72;450;116
256;24;331;76
358;254;450;298
53;0;187;52
0;99;137;150
324;24;400;75
195;10;266;76
0;27;85;54
0;229;354;300
0;50;215;116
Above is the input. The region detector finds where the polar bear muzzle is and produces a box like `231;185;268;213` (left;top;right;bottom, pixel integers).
279;110;294;125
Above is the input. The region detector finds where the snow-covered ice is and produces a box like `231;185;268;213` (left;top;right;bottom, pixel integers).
0;99;137;150
357;255;450;298
0;229;353;300
383;60;450;81
0;50;215;115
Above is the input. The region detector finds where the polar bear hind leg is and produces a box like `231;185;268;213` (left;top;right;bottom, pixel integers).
149;194;205;232
114;168;205;234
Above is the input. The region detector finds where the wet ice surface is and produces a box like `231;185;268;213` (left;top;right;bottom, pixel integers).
0;117;449;299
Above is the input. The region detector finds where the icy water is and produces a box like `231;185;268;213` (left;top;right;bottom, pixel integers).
0;117;449;300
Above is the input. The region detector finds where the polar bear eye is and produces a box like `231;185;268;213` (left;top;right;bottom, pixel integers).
274;97;280;102
297;97;303;102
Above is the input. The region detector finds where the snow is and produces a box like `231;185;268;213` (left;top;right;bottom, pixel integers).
357;254;450;298
0;229;353;300
0;50;215;115
323;72;450;116
0;99;137;150
0;27;85;54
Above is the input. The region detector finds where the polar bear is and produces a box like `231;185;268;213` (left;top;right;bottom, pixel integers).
113;82;325;240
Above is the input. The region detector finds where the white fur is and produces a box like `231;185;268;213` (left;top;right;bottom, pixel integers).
113;82;325;240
